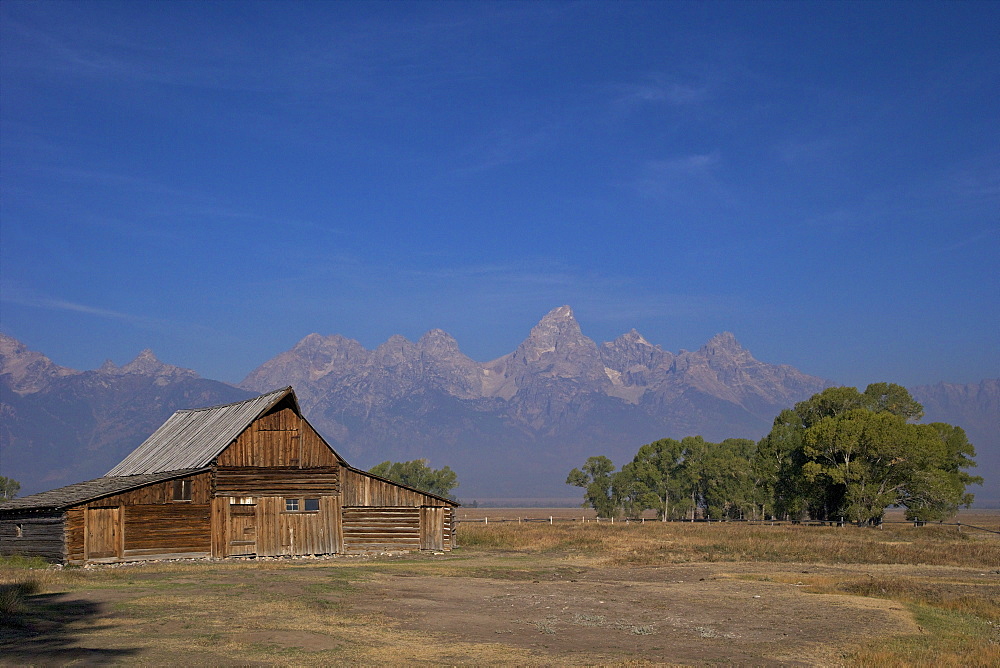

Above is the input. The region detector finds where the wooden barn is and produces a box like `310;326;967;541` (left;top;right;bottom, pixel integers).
0;387;457;564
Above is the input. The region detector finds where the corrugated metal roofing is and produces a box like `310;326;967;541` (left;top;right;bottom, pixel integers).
106;387;293;476
0;469;209;512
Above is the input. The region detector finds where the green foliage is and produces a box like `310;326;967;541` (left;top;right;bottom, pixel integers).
768;383;979;523
566;456;621;518
0;477;19;501
628;438;685;520
567;382;980;523
368;459;458;499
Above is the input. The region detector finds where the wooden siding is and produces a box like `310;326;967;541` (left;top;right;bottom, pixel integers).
0;513;66;562
122;504;211;559
213;467;339;497
86;507;121;560
300;420;341;467
211;496;342;557
216;400;340;469
340;467;451;507
256;496;340;557
60;471;210;564
421;506;455;551
342;507;421;552
107;472;212;505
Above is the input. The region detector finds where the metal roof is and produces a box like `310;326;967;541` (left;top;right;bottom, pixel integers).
106;387;295;476
0;469;209;512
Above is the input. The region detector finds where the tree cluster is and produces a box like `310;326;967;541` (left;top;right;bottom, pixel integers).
567;383;981;524
0;477;19;501
368;459;459;500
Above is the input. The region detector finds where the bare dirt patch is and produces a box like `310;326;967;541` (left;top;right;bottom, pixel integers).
351;560;918;665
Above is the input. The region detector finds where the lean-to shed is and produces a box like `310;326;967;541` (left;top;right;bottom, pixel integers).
0;387;457;563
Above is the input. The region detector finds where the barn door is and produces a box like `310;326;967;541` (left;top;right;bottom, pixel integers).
420;507;444;551
228;501;257;556
86;507;121;560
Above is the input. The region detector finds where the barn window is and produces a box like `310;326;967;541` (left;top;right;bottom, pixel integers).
15;523;23;538
173;479;192;501
285;498;300;511
304;498;320;512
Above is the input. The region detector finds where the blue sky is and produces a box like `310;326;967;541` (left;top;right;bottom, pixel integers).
1;0;997;389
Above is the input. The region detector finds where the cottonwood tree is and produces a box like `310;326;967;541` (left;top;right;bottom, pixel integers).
0;477;19;501
778;384;979;523
368;459;459;499
628;438;686;520
701;438;760;520
566;456;620;518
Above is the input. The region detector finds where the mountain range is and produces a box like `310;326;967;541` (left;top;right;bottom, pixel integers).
2;306;997;504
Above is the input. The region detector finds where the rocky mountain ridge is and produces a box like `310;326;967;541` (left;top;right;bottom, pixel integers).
237;306;834;495
242;306;828;424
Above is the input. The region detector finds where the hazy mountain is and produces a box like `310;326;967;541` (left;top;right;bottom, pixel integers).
912;379;1000;506
3;311;995;504
1;334;253;495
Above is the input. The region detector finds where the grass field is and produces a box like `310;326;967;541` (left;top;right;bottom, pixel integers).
2;511;998;666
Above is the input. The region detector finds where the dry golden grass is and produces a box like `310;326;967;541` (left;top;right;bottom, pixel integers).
458;519;1000;569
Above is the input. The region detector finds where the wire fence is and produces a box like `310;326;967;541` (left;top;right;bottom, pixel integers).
454;515;1000;536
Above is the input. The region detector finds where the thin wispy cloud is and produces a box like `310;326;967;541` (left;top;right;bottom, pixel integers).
0;282;241;349
614;77;710;107
2;283;163;328
632;152;733;206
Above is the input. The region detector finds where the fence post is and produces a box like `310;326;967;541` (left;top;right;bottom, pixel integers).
550;516;553;525
484;516;487;525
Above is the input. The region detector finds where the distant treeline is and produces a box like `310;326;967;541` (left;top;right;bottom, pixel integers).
568;383;982;524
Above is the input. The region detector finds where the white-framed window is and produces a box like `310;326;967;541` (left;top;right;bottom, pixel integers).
284;498;320;512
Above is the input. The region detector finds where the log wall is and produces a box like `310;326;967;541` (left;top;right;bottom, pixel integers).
342;507;422;552
66;507;85;563
122;504;211;559
0;512;66;562
340;506;454;553
213;467;339;497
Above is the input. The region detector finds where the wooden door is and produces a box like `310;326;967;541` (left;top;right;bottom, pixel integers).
86;507;121;560
228;503;257;556
420;507;444;551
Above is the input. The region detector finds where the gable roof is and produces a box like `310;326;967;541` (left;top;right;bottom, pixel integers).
0;469;209;512
106;387;344;476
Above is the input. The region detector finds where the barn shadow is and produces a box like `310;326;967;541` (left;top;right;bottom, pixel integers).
0;584;140;662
